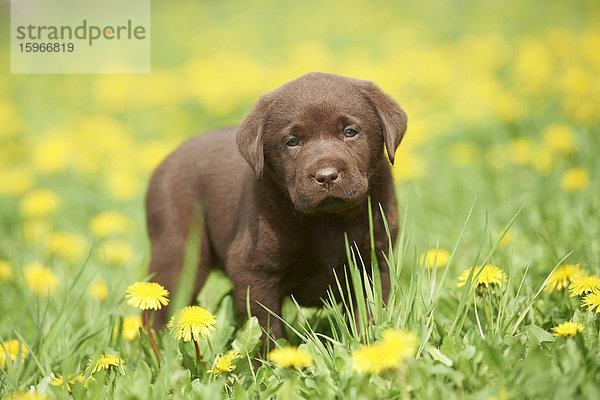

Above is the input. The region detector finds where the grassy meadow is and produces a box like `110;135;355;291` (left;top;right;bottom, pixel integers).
1;0;600;398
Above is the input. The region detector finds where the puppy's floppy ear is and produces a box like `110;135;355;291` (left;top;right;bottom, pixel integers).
236;94;273;179
361;81;408;165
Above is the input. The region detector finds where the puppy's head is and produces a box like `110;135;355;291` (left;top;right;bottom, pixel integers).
237;72;407;214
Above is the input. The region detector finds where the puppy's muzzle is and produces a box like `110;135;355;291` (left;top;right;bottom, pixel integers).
312;167;340;189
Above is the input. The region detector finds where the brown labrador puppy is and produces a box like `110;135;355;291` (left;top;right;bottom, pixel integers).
146;72;407;340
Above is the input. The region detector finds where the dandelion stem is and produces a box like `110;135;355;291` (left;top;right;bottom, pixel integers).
194;339;202;361
144;310;162;361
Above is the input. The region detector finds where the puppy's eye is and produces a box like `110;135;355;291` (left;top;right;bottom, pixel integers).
344;128;359;138
285;137;300;147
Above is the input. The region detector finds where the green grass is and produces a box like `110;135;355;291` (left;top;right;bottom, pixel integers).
1;0;600;398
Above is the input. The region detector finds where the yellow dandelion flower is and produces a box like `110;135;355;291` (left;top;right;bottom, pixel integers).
88;354;124;374
449;141;479;166
8;391;48;400
104;169;140;201
0;260;13;281
542;124;575;154
208;350;241;376
89;211;132;238
89;281;108;301
23;219;52;244
97;240;134;265
46;232;87;262
544;264;585;293
457;264;506;289
568;275;600;297
351;329;417;374
168;306;217;342
582;292;600;313
31;131;72;174
19;189;60;219
420;248;451;269
0;167;34;197
560;167;590;193
25;262;59;296
50;374;84;392
121;315;143;341
508;138;533;166
552;321;585;337
380;329;418;358
125;281;169;311
1;340;29;369
351;344;398;375
268;346;313;370
139;140;173;172
392;150;425;181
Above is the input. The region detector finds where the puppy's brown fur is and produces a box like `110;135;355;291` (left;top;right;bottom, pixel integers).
146;72;407;339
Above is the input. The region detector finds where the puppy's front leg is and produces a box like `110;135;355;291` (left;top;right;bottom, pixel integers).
232;270;284;348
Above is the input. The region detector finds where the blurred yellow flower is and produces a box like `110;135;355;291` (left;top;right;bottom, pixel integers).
47;231;88;262
351;329;417;374
1;340;28;369
8;391;47;400
457;264;506;289
552;321;584;337
380;329;418;358
31;132;72;174
50;374;84;392
582;292;600;313
0;99;23;137
531;145;554;174
121;315;143;341
508;138;533;166
126;281;170;311
89;211;132;237
513;39;553;92
168;306;217;342
23;219;52;244
498;229;511;248
89;280;108;301
268;346;313;370
392;150;426;181
0;167;34;196
568;275;600;297
544;264;585;293
542;124;575;154
19;189;60;219
104;169;140;201
25;262;59;296
449;141;479;166
88;354;124;374
97;240;134;265
420;248;451;269
492;91;524;122
138;140;173;172
0;260;13;281
93;75;133;111
560;168;590;193
72;117;131;176
208;350;241;376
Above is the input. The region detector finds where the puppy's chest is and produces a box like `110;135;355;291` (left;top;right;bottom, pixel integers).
284;222;369;272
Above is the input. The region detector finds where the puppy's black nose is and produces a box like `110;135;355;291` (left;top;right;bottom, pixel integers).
314;167;339;186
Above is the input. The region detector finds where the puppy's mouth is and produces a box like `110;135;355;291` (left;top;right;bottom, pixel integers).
302;195;361;214
289;171;369;214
